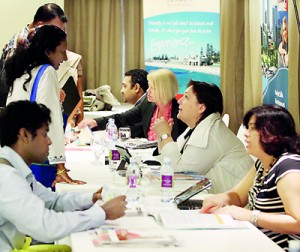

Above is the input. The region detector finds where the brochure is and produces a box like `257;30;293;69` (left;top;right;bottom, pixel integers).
86;228;178;247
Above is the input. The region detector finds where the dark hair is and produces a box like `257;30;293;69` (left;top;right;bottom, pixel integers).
0;100;51;147
33;3;68;24
187;80;223;122
243;105;300;157
125;69;149;92
5;25;67;93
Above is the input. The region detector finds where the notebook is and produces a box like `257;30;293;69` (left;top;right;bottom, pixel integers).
174;177;212;210
62;76;81;115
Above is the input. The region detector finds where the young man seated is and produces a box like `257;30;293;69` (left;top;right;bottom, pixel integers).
0;100;127;251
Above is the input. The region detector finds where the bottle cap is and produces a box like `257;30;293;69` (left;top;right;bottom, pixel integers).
289;240;300;249
163;157;171;164
130;157;136;163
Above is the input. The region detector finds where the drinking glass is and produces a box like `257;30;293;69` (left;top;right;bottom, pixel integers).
90;135;105;165
118;127;131;141
139;169;152;203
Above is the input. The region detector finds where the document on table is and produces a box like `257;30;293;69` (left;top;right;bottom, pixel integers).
159;210;247;229
72;227;178;247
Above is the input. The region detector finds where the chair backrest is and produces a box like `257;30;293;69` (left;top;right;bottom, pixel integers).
222;113;230;127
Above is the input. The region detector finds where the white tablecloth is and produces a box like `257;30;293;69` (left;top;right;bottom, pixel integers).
55;148;284;252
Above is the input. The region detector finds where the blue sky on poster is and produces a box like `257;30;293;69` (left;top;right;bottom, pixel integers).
144;12;220;59
143;0;220;19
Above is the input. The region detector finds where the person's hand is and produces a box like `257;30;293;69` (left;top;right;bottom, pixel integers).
78;118;98;129
215;205;252;222
200;194;229;213
101;195;127;220
93;187;103;203
152;117;172;138
60;89;66;103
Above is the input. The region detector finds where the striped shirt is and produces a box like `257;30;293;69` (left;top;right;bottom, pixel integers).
248;153;300;251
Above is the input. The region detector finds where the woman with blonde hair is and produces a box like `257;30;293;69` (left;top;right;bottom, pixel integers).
146;68;181;140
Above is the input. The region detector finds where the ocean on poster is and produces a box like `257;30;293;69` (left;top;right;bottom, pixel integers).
145;65;220;94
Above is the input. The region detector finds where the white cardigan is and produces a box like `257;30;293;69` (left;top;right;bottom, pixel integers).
159;113;253;193
6;66;66;164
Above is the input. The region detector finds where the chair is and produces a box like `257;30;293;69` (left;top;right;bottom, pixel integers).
13;237;71;252
222;113;230;127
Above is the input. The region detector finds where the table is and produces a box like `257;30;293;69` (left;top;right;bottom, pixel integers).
56;148;284;252
84;103;133;119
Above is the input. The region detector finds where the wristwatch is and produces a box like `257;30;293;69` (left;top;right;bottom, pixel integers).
159;133;170;142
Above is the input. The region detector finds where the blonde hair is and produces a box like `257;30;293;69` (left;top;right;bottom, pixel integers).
147;68;179;105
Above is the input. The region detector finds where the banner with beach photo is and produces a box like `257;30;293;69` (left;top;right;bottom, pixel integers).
261;0;288;108
143;0;220;94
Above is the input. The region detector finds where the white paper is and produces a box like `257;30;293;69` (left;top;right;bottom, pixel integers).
159;210;246;229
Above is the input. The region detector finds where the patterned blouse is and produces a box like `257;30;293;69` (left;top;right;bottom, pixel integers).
248;153;300;251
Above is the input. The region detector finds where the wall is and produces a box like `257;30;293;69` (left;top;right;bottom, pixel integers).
0;0;64;50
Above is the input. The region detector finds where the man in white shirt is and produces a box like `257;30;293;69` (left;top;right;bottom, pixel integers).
0;100;127;251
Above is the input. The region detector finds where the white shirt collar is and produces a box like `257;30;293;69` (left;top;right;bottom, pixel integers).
0;146;32;178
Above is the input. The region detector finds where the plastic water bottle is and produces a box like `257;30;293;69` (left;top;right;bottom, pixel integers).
160;157;174;203
106;118;118;140
288;240;300;252
108;140;120;172
126;157;141;202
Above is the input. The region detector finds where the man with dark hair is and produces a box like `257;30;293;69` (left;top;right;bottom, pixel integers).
0;3;68;107
121;69;148;106
79;69;153;138
0;100;127;251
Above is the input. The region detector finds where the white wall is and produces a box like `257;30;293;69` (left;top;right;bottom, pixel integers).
0;0;64;50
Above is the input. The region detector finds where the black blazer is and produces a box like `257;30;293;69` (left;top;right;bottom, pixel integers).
95;97;186;140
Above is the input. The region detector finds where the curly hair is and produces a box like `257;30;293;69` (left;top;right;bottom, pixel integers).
5;25;67;94
243;105;300;157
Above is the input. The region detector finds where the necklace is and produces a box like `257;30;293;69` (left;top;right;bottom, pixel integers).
261;157;278;182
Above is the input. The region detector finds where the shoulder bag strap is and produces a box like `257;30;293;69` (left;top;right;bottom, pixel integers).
0;157;12;167
30;64;51;102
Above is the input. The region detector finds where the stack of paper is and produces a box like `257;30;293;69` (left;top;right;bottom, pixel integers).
159;210;246;229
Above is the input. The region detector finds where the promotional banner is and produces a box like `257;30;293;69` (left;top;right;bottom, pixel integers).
261;0;288;108
143;0;220;94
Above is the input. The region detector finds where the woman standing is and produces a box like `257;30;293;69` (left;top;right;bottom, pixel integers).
200;105;300;251
153;80;253;193
5;25;84;186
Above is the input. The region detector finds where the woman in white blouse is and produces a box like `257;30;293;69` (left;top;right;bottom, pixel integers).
5;25;84;186
153;80;253;193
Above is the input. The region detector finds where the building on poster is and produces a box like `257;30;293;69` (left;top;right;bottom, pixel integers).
143;0;220;94
261;0;288;108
